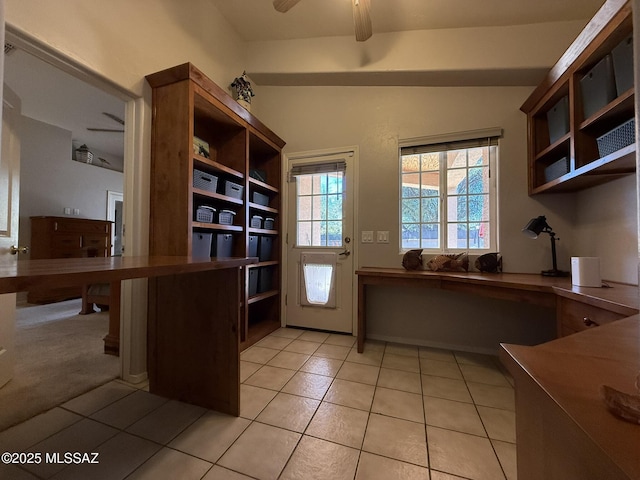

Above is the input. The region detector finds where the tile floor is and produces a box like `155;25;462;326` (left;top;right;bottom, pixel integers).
0;328;517;480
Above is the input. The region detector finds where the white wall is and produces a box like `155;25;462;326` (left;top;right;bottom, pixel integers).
18;116;123;259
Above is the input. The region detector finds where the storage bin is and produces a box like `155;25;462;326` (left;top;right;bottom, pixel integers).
249;169;267;183
258;236;273;262
543;157;569;183
248;235;259;257
195;206;216;223
218;209;236;225
546;96;569;144
192;232;212;257
224;180;244;199
597;118;635;158
258;266;274;293
250;215;263;229
253;191;269;206
248;267;259;296
612;34;634;95
193;169;218;193
580;55;617;119
263;217;275;230
212;233;234;257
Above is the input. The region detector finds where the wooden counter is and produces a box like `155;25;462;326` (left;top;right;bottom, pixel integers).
355;267;639;352
0;255;257;415
500;316;640;480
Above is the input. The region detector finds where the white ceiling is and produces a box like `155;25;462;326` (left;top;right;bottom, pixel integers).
3;47;125;171
1;0;605;170
211;0;604;42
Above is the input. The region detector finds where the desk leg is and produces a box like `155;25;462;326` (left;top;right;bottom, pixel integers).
357;277;366;353
103;281;121;356
147;268;241;416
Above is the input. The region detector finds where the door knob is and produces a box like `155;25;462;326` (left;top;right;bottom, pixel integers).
9;245;29;255
339;249;351;257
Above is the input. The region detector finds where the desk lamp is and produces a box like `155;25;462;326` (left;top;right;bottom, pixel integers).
522;215;569;277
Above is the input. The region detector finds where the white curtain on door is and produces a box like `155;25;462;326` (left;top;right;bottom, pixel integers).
300;252;337;308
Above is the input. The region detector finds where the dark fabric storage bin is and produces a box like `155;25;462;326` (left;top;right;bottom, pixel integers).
248;235;259;257
192;232;212;257
212;233;234;257
546;96;569;144
248;268;259;296
543;157;569;182
224;180;244;199
193;169;218;193
580;55;617;119
612;34;634;95
258;266;274;293
258;236;273;262
253;191;269;206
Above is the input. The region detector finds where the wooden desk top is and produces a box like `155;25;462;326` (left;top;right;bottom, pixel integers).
0;256;258;294
356;267;639;314
501;316;640;479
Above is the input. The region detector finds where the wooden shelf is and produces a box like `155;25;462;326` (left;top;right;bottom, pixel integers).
522;0;635;195
192;222;244;232
147;63;284;352
194;155;244;180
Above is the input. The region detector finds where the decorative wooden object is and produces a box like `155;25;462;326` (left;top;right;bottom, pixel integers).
521;0;634;194
146;63;285;350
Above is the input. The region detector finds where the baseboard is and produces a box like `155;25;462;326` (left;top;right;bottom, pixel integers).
121;371;148;385
365;333;500;357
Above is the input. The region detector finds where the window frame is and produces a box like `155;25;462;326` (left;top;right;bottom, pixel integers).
399;129;501;254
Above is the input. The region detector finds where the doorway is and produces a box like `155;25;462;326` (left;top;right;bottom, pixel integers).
285;148;358;334
0;30;133;424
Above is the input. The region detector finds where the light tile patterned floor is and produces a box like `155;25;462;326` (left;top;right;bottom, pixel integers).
0;328;517;479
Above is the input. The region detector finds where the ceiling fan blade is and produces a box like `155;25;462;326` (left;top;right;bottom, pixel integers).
87;128;125;132
273;0;302;13
102;112;125;125
352;0;372;42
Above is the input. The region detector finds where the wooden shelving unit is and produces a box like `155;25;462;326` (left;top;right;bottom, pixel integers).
521;0;635;195
146;63;285;350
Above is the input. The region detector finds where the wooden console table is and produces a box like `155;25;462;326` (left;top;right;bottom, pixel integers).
0;255;256;416
500;316;640;480
355;267;638;353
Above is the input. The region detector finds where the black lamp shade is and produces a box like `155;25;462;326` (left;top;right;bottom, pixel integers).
522;215;548;238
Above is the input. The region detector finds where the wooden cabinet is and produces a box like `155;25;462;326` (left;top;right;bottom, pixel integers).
557;296;626;337
28;216;112;303
146;63;285;350
521;0;634;195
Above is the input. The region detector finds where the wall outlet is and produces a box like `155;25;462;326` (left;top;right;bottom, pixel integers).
73;208;80;215
361;230;374;243
377;231;389;243
63;207;71;215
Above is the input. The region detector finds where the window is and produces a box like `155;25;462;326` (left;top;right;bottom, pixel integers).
291;161;346;247
400;129;500;252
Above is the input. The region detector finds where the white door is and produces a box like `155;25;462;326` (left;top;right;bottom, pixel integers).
285;150;355;333
0;85;22;388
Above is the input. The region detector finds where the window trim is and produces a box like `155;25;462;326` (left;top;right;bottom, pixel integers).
399;128;501;254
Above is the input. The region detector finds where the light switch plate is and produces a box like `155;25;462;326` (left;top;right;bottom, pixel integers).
362;230;374;243
377;231;389;243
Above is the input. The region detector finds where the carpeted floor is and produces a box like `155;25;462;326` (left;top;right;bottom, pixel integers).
0;299;120;431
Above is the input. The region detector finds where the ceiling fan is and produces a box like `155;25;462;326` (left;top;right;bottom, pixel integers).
273;0;372;42
87;112;125;133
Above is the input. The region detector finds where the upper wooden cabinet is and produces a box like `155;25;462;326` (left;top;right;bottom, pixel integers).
146;63;285;349
521;0;634;195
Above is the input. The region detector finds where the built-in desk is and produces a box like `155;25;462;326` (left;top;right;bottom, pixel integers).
355;267;639;352
0;255;257;416
501;316;640;480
